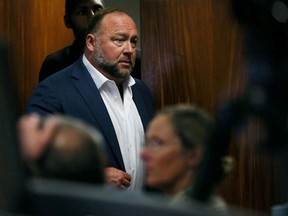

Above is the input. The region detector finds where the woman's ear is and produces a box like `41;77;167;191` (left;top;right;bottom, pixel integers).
187;147;203;169
64;15;72;29
221;156;235;176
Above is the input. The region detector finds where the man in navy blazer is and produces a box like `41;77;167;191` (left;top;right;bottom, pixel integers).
25;8;154;191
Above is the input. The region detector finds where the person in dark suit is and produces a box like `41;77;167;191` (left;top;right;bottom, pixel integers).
39;0;141;82
25;8;154;192
39;0;104;82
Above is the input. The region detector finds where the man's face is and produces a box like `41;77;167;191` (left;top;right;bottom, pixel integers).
67;0;103;42
92;12;138;81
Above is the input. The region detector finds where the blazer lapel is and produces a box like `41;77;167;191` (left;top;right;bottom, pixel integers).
70;60;125;170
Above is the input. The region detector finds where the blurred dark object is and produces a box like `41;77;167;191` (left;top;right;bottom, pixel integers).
192;0;288;204
24;178;262;216
271;203;288;216
0;41;25;212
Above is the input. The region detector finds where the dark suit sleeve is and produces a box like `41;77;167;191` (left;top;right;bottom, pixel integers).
25;81;62;116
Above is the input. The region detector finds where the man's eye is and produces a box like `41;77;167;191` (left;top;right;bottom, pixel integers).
92;5;103;13
131;40;137;48
75;10;85;15
114;39;124;46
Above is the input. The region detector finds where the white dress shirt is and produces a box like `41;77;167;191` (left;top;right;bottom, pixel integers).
83;55;145;191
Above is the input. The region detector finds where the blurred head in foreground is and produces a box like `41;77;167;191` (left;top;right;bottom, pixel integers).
19;114;106;184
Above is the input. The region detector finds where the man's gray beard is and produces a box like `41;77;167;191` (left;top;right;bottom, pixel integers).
92;50;132;80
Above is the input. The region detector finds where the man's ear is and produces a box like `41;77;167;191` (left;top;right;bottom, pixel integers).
64;15;72;29
86;34;96;51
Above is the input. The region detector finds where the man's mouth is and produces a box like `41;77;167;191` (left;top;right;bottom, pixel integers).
119;61;132;67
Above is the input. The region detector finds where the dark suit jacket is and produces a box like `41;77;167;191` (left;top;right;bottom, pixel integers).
26;58;154;171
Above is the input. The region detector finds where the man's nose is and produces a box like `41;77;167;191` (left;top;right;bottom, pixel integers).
123;42;134;53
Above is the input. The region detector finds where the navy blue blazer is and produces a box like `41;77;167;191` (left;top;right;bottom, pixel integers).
25;58;155;172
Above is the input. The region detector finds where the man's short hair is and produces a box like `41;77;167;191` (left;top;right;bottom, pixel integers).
86;8;130;35
65;0;104;16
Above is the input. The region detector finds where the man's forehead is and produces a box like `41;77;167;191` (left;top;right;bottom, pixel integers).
101;13;136;29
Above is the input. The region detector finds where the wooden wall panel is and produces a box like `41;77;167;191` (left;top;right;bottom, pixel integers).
0;0;74;113
141;0;280;213
141;0;245;113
